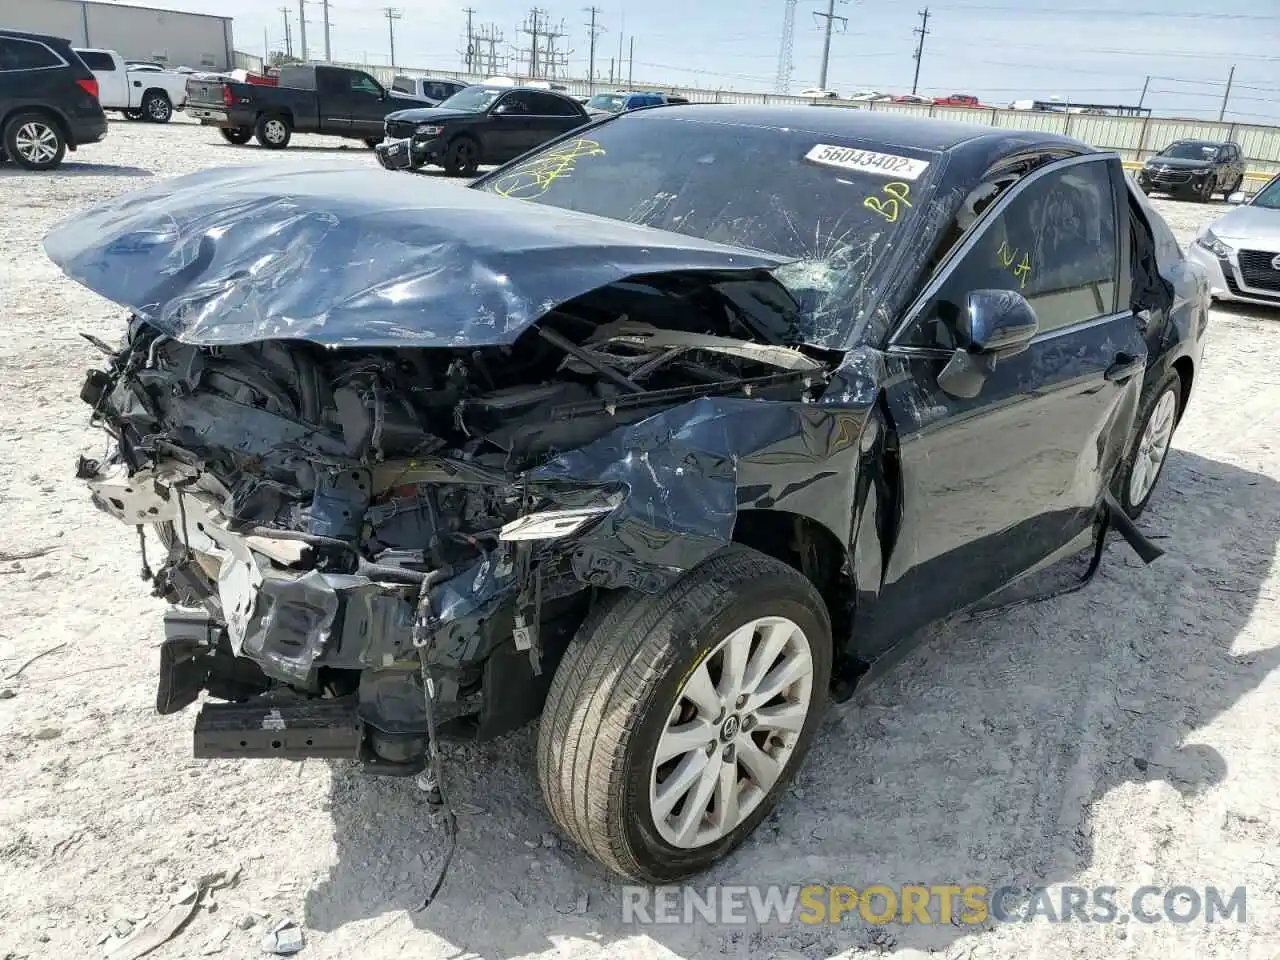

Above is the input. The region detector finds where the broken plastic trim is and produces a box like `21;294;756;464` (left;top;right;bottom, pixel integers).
498;505;617;542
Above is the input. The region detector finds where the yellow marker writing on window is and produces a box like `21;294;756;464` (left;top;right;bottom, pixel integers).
493;138;607;200
863;181;912;223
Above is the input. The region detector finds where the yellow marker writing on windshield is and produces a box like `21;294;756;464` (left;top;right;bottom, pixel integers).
863;181;912;223
493;138;607;200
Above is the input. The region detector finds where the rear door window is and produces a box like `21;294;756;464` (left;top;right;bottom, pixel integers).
0;38;62;70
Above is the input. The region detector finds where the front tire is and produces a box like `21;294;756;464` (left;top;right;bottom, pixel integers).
1112;369;1182;519
254;114;292;149
442;137;479;176
142;91;173;123
364;137;381;149
537;545;832;883
3;113;66;170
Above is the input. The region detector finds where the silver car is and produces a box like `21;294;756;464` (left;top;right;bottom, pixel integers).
1187;172;1280;308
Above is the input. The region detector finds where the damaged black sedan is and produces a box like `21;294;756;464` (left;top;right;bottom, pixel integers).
47;105;1208;885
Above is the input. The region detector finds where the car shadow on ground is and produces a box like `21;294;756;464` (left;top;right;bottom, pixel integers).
0;163;152;178
304;449;1280;959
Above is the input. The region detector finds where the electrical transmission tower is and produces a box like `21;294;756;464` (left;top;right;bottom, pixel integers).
542;18;571;79
775;0;797;94
383;7;402;67
911;7;930;95
471;24;507;75
516;8;567;79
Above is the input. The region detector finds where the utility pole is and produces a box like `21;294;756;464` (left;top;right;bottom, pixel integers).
775;0;797;94
813;0;847;91
462;7;475;71
297;0;307;60
584;6;604;90
628;36;634;87
321;0;331;60
1218;64;1235;121
617;9;624;85
543;18;569;79
384;7;401;67
279;7;292;57
518;8;544;78
263;27;269;62
608;56;614;84
1138;75;1150;109
910;7;929;96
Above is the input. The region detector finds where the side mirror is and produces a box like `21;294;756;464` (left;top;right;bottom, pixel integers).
1227;191;1247;205
938;289;1039;399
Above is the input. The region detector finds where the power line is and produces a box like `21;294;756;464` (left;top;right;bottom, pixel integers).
911;7;930;96
383;7;401;67
813;0;848;91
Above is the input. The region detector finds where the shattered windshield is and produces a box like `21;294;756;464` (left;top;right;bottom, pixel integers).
436;86;503;112
473;114;942;348
1158;141;1219;161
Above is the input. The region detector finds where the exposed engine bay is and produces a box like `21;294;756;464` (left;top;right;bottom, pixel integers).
77;274;833;771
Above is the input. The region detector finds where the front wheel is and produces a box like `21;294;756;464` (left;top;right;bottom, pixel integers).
219;126;253;145
1195;178;1215;203
537;545;832;883
442;137;479;176
3;113;66;170
1112;369;1182;519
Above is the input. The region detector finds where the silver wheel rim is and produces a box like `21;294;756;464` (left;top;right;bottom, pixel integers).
264;120;286;142
14;122;58;164
649;615;814;849
1129;389;1178;506
148;98;169;120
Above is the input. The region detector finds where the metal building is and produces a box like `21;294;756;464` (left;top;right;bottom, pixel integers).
4;0;234;71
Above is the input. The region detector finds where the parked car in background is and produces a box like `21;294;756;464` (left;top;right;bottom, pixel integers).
50;105;1206;886
0;29;107;170
892;94;932;104
1137;139;1245;202
184;62;430;149
799;87;839;99
390;74;468;105
376;84;591;175
584;90;682;115
1188;171;1280;308
934;93;981;107
74;48;188;122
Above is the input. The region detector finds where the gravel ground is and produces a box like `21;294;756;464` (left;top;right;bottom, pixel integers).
2;116;1279;960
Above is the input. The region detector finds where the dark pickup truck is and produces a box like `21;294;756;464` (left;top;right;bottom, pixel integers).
185;63;430;149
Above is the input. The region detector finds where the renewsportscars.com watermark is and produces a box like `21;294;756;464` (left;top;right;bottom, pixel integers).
622;884;1247;926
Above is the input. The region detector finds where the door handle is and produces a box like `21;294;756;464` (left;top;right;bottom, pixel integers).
1105;354;1143;383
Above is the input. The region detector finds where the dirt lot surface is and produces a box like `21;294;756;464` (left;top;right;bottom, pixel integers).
1;117;1279;960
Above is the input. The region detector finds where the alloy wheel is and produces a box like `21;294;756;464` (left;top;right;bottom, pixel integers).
1128;389;1178;507
14;122;58;165
264;120;287;143
649;615;814;849
148;97;171;121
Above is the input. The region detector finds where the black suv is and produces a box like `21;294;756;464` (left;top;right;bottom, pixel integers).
0;30;107;170
1137;139;1245;202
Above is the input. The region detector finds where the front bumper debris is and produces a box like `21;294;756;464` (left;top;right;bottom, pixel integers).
375;136;434;171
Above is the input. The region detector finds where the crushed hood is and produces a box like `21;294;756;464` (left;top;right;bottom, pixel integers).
42;163;788;349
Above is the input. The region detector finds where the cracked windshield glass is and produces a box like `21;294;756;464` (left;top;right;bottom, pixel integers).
474;114;941;348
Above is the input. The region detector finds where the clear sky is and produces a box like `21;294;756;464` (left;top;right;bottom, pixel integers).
139;0;1280;123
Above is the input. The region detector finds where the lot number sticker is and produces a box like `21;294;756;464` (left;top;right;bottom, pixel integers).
804;144;931;180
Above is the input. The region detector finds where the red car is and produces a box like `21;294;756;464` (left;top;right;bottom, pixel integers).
934;93;981;107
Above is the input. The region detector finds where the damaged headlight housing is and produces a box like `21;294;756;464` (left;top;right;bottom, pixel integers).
498;487;625;542
1194;228;1233;259
415;124;444;136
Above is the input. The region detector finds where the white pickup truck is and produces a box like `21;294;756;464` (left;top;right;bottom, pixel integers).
73;48;189;123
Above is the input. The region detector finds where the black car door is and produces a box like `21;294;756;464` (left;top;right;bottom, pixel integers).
319;67;389;136
524;91;588;145
486;91;541;161
861;154;1148;655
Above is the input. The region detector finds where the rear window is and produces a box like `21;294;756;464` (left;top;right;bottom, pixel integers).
0;37;63;71
77;50;117;71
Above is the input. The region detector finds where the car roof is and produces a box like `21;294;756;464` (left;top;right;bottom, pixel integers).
619;103;1090;156
1;28;73;45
